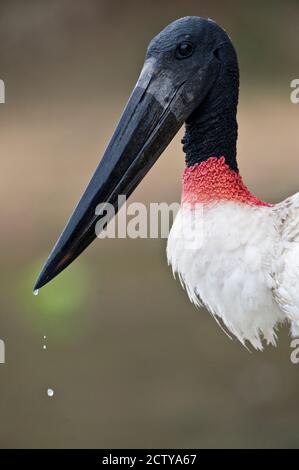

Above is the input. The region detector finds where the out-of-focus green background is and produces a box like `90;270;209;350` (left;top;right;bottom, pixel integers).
0;0;299;449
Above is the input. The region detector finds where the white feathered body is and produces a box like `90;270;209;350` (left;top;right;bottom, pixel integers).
167;193;299;349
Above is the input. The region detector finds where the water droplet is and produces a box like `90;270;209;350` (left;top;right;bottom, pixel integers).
43;335;46;340
33;289;39;296
43;345;47;350
47;388;54;397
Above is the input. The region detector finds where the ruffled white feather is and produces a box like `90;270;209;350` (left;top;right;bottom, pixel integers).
167;196;299;350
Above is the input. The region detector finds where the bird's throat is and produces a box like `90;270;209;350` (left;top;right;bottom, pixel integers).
182;157;271;207
182;102;238;171
182;41;239;171
180;43;269;206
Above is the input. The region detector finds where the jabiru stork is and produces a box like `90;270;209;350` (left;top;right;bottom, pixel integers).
34;17;299;350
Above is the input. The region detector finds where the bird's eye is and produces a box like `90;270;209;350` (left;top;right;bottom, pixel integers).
175;41;194;59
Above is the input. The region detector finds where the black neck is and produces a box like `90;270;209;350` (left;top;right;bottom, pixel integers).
182;44;239;172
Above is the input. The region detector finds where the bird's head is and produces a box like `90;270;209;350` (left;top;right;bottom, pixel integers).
144;16;232;114
34;16;238;290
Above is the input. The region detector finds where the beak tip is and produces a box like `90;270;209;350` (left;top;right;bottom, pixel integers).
33;272;48;292
33;243;75;293
33;255;57;292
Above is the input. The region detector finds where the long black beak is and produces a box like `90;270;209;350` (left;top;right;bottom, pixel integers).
34;57;207;290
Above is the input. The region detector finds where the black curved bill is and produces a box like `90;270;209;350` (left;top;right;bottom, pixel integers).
34;59;189;290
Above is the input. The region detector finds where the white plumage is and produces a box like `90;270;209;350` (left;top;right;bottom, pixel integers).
167;193;299;349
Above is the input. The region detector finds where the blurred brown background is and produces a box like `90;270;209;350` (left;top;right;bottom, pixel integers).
0;0;299;449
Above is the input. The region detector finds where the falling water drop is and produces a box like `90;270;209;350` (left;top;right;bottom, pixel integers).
47;388;54;397
33;289;39;296
43;345;47;350
43;335;46;340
